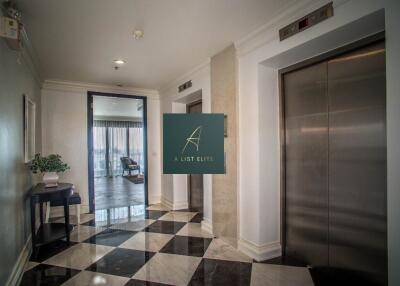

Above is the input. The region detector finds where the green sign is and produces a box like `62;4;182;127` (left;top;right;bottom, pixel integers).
163;114;224;174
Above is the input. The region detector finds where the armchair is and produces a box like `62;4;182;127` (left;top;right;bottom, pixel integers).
120;157;141;176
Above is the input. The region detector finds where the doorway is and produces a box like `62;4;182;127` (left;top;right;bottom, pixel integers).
187;100;203;213
281;38;387;285
87;92;148;212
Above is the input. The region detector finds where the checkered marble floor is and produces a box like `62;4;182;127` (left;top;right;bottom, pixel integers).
22;204;314;286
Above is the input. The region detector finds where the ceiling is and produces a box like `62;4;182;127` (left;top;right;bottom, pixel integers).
18;0;293;89
93;96;143;118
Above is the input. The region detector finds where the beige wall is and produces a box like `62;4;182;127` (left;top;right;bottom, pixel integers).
211;45;238;246
41;82;161;214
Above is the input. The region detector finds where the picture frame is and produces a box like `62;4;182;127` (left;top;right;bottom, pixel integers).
23;94;36;163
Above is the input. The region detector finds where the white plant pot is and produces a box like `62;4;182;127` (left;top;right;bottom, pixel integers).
43;172;59;188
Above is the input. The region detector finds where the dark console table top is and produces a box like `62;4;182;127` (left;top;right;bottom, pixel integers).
30;183;74;196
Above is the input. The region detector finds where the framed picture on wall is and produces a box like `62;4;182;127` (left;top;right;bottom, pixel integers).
24;94;36;163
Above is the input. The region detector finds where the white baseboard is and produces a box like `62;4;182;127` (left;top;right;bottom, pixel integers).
161;197;173;209
201;218;213;234
6;235;32;286
50;204;89;218
161;197;188;210
238;238;281;262
172;200;188;210
148;194;161;205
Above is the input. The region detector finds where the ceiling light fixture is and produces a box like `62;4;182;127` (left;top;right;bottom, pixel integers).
114;59;125;65
132;30;144;40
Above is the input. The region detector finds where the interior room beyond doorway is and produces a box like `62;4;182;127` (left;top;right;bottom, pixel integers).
89;94;147;211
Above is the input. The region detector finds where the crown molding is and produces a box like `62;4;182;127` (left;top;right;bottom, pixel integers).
235;0;351;57
42;79;160;99
158;58;210;95
19;28;44;86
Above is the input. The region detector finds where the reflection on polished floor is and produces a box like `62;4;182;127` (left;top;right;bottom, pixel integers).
22;204;314;286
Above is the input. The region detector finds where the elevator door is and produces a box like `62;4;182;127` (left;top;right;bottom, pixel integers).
284;62;329;267
187;101;203;213
283;41;387;285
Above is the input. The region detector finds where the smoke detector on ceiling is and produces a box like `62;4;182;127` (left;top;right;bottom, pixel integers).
132;29;144;40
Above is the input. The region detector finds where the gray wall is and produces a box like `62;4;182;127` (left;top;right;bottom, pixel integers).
0;38;41;285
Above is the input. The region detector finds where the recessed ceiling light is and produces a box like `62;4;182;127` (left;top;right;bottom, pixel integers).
114;59;125;65
133;30;144;40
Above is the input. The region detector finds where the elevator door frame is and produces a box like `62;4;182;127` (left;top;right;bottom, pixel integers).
279;31;385;257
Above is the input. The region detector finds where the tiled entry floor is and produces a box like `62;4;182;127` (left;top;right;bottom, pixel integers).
22;204;314;286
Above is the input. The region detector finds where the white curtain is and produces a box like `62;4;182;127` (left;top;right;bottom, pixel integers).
93;121;143;178
108;127;128;176
129;127;143;168
94;127;107;177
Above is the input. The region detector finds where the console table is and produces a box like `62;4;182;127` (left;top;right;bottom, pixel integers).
29;183;74;256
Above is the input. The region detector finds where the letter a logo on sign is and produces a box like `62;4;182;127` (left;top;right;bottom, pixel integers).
182;126;202;154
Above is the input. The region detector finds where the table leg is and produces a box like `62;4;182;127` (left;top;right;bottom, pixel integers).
39;202;44;225
63;197;70;244
30;197;37;257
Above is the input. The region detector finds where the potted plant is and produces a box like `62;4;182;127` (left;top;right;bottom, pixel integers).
29;153;70;187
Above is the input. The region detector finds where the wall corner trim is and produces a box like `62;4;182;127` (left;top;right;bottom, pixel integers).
160;196;174;210
238;238;281;262
19;28;44;86
161;196;188;210
201;218;213;234
149;195;162;205
5;235;32;286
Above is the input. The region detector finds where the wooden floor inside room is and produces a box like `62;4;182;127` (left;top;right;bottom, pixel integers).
95;176;144;210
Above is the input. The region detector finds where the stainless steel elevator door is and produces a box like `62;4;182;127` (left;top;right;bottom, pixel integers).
328;42;387;285
284;62;329;267
283;40;387;285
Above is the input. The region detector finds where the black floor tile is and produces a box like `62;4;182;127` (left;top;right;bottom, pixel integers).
86;248;155;278
30;240;77;262
83;228;136;247
174;208;201;212
160;235;212;257
143;220;186;234
20;264;80;286
190;213;203;223
188;258;252;286
125;279;173;286
309;267;385;286
257;255;307;267
145;210;169;220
